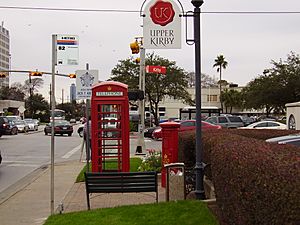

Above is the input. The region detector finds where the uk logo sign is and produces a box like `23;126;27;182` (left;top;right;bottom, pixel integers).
143;0;182;49
150;1;175;26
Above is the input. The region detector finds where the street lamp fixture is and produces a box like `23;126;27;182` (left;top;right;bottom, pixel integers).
191;0;204;8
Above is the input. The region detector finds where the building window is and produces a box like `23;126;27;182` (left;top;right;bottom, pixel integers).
158;107;166;112
207;95;218;102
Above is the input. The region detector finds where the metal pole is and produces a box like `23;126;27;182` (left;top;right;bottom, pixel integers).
29;73;32;117
85;63;90;172
192;0;205;199
50;34;57;214
136;46;146;154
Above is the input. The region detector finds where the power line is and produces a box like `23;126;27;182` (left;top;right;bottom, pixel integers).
0;6;300;14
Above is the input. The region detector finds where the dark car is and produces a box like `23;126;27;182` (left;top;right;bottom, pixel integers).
0;150;2;165
0;116;18;136
44;120;73;136
144;126;160;138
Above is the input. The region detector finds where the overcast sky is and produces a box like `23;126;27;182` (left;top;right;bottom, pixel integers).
1;0;299;102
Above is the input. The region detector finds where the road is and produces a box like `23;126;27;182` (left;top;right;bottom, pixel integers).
0;124;83;196
0;124;162;201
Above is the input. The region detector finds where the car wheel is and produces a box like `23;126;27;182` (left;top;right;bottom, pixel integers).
11;128;17;135
44;132;48;135
78;129;83;138
68;133;72;136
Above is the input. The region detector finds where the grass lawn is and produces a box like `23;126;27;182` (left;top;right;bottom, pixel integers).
76;157;142;182
44;200;218;225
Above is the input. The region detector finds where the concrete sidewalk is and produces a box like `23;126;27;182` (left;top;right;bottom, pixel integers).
0;159;167;224
0;160;84;225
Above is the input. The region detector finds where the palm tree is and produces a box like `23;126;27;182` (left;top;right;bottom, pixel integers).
213;55;228;112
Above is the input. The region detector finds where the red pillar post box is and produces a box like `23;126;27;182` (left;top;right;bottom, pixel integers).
160;122;180;187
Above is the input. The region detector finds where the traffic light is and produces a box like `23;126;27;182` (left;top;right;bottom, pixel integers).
29;71;43;76
134;58;141;64
128;90;144;101
130;41;140;54
0;73;7;78
69;74;76;78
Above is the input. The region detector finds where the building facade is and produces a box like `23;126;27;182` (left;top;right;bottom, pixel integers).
70;83;76;102
0;22;10;88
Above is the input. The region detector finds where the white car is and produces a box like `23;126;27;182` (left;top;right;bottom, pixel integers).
24;119;38;131
239;121;287;130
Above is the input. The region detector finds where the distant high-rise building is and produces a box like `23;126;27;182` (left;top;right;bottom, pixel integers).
0;22;10;88
70;83;76;101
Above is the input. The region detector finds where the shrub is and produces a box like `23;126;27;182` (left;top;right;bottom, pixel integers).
138;149;162;172
206;131;300;225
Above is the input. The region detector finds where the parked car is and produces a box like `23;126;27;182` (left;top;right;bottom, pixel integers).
239;116;255;126
24;118;38;131
44;120;73;136
77;124;84;137
14;120;29;133
70;118;76;124
266;133;300;147
205;115;244;129
152;120;221;140
32;119;40;126
144;126;160;138
0;116;18;135
5;115;22;122
239;121;287;130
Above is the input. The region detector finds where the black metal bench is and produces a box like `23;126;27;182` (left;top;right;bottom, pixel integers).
84;171;158;210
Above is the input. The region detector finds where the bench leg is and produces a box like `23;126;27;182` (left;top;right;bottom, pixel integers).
86;192;91;210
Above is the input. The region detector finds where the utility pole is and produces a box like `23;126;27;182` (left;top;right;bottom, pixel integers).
136;43;146;154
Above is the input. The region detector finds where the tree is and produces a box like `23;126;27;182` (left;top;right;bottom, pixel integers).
110;53;193;125
213;55;228;112
187;72;218;88
0;84;25;101
24;78;44;96
221;89;243;114
25;93;49;118
243;52;300;115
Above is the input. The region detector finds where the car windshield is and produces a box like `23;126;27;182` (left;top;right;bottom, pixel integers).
56;120;70;126
228;116;243;122
14;121;25;125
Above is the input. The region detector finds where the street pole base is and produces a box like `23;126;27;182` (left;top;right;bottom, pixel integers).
135;146;142;153
194;190;206;200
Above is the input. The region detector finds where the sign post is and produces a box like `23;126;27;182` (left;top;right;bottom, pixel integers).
76;68;98;171
50;34;79;215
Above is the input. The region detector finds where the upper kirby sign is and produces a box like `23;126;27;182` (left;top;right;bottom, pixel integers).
143;0;182;49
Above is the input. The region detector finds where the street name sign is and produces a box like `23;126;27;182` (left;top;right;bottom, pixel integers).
143;0;182;49
56;34;79;66
76;70;99;99
146;65;167;74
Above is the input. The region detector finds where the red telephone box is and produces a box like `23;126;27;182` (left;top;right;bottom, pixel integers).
91;81;130;172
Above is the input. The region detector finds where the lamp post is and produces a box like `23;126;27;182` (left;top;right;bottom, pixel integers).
191;0;205;200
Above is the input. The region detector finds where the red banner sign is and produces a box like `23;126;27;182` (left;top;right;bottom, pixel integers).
146;65;167;74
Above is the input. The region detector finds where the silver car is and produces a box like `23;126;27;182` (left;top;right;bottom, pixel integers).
14;120;29;133
24;119;38;131
205;115;244;129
